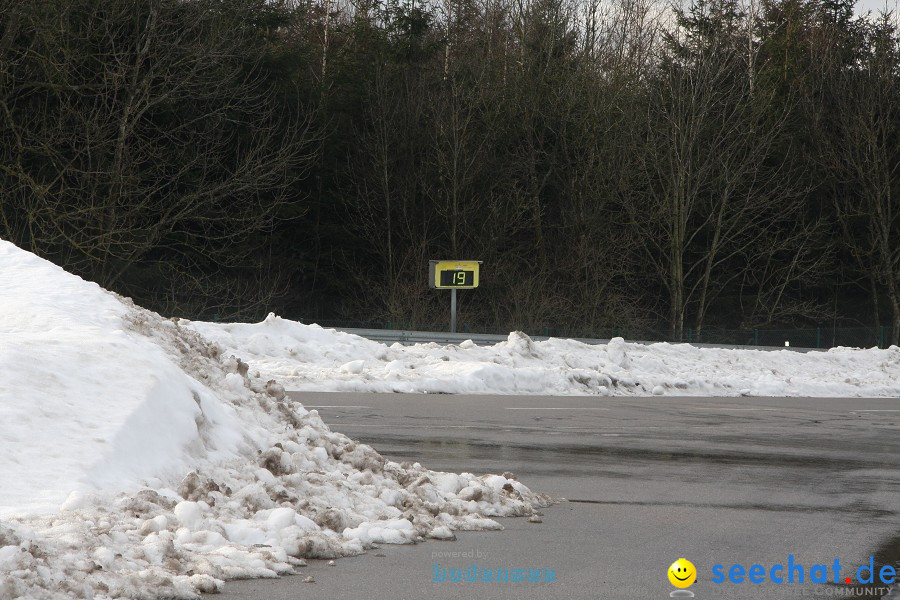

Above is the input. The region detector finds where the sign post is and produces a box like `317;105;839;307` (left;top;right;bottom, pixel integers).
451;288;457;333
429;260;481;333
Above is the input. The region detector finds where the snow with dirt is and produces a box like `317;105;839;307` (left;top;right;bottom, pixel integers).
0;241;548;600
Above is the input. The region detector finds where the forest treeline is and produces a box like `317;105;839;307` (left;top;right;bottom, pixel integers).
2;0;900;342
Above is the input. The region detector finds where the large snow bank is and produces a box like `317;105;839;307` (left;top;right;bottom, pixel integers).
188;316;900;397
0;241;549;599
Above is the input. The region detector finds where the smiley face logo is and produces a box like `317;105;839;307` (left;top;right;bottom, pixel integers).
668;558;697;588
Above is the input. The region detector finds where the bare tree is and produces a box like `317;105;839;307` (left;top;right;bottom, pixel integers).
0;0;319;317
625;6;810;339
824;15;900;344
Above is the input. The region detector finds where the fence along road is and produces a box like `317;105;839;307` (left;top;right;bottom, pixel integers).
333;326;823;351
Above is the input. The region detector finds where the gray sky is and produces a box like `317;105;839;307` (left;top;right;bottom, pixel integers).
855;0;898;16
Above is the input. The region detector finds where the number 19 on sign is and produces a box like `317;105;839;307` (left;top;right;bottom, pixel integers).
429;260;481;333
440;270;474;287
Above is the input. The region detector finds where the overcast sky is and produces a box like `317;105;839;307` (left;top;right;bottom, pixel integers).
855;0;898;15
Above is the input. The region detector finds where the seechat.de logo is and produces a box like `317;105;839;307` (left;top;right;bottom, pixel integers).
668;558;697;598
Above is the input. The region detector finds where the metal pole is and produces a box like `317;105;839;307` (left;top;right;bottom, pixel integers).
450;288;457;333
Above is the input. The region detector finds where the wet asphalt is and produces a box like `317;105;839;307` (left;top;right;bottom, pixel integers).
215;393;900;600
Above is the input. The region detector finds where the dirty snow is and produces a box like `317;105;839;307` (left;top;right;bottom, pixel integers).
188;315;900;398
0;241;549;599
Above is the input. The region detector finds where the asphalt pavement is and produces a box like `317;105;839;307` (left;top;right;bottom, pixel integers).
216;393;900;600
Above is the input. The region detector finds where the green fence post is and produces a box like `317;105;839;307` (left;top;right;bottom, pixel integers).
879;326;885;349
816;327;821;349
754;329;759;346
687;327;693;343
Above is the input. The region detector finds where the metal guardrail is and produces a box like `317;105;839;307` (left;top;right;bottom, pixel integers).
334;327;823;352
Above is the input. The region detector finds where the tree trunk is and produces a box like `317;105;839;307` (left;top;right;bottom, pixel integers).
888;283;900;346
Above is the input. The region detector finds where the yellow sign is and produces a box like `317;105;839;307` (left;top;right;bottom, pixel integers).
429;260;480;289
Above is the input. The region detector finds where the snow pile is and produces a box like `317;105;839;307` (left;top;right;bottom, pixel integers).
189;317;900;397
0;241;549;600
